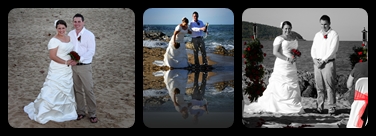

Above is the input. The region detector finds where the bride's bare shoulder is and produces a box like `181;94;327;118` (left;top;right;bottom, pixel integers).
276;35;285;40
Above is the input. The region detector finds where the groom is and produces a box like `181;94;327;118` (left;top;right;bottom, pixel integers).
189;11;208;68
310;15;339;115
68;13;98;123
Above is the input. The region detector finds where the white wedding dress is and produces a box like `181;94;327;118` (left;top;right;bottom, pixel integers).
164;69;190;112
24;37;78;124
244;36;304;114
162;25;190;68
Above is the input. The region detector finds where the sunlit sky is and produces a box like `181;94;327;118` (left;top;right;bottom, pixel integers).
143;8;234;25
243;8;368;41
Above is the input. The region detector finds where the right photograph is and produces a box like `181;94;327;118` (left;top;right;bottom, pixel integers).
242;8;368;128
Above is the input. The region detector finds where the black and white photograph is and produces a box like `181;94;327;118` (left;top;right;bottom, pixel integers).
242;8;368;128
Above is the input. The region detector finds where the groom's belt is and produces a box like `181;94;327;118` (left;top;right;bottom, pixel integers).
77;63;91;65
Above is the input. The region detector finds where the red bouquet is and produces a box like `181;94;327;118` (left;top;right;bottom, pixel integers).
67;51;80;66
291;49;301;58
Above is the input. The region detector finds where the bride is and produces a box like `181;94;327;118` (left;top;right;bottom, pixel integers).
24;20;77;124
163;17;192;69
244;21;304;114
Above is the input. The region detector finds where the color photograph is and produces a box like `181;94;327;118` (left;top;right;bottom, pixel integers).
143;8;234;128
8;8;135;128
242;8;368;128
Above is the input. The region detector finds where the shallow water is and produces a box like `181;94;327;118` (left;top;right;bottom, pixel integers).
143;52;234;128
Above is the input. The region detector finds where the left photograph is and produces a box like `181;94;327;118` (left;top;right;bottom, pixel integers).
143;8;234;128
8;8;135;128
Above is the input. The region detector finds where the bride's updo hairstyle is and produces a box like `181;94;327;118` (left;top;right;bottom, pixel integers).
280;21;292;29
182;17;189;24
55;20;67;29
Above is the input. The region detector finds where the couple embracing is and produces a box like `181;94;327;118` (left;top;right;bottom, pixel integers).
163;11;208;69
244;15;340;115
24;13;98;124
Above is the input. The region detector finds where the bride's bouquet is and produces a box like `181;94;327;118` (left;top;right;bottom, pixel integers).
291;49;301;58
67;51;80;66
174;42;180;49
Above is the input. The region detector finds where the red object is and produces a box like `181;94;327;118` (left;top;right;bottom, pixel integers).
291;49;301;57
362;43;365;46
77;36;81;42
68;51;80;62
324;34;327;39
354;91;368;127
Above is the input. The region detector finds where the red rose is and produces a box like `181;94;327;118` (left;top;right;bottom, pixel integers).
291;49;301;57
77;36;81;42
324;34;327;39
362;43;365;47
358;51;363;56
68;51;80;62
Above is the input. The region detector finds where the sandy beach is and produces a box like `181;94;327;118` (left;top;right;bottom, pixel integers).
8;8;135;128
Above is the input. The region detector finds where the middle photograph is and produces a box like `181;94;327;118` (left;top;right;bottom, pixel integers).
142;8;234;128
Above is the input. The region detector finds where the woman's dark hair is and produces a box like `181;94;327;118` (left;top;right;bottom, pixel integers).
73;13;84;22
320;15;331;24
55;20;67;28
281;21;292;29
182;17;189;24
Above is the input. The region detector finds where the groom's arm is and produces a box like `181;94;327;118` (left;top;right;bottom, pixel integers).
311;33;320;66
79;34;96;63
189;21;205;32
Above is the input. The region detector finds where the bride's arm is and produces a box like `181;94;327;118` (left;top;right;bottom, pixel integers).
273;43;290;62
49;47;70;65
172;30;180;43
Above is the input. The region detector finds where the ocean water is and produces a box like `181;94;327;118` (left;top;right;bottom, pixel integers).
143;24;234;53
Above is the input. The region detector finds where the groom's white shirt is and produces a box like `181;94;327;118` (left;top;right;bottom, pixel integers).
189;20;205;38
68;27;96;64
311;28;339;62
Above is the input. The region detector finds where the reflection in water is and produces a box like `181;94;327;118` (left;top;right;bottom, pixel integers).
143;69;233;128
165;69;190;120
165;70;209;124
190;71;209;124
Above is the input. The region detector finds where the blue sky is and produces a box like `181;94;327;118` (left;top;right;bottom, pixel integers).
143;8;234;25
243;8;368;41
